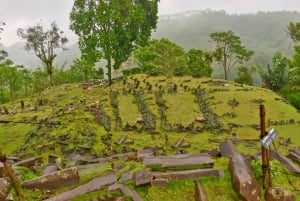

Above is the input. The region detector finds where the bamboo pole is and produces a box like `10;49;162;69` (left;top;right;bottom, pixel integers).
259;104;271;189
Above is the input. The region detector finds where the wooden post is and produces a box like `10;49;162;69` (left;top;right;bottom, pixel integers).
259;104;271;189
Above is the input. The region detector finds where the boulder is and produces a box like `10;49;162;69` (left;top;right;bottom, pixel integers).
265;187;295;201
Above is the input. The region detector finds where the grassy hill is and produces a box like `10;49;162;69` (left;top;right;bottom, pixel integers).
1;74;300;200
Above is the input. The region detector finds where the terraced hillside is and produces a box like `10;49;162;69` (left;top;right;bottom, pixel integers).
1;74;300;200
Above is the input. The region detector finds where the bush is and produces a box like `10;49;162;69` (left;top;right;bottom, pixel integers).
284;93;300;109
122;67;142;76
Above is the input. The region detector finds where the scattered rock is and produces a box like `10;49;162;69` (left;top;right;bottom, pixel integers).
133;169;153;186
44;173;117;201
194;180;209;201
265;187;295;201
23;167;79;190
229;153;260;201
0;178;10;200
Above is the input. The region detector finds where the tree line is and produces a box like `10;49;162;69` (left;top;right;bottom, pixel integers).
0;1;300;109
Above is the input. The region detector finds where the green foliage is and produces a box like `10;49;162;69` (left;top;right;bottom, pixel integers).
134;38;187;76
284;93;300;109
185;48;213;77
260;52;288;91
287;22;300;43
122;67;142;76
234;66;253;85
70;0;159;85
210;30;254;80
17;22;68;85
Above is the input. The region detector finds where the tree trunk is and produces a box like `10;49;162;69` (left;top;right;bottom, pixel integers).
107;57;112;85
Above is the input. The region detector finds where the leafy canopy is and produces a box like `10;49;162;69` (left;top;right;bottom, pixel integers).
210;30;254;80
287;22;300;43
70;0;159;84
134;38;187;76
17;22;68;85
260;52;288;92
186;48;213;77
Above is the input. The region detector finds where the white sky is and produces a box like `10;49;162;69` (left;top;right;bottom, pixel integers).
0;0;300;46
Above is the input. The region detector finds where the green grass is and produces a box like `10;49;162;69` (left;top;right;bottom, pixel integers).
1;75;300;200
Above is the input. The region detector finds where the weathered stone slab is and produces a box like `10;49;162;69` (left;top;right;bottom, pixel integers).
0;178;10;200
265;187;295;201
13;157;41;169
108;183;143;201
143;153;213;170
152;168;224;181
219;140;237;158
287;148;300;164
137;149;154;160
229;153;260;201
43;164;58;175
44;173;117;201
0;163;4;178
270;150;300;174
194;180;209;201
151;178;168;187
119;171;132;183
23;167;79;190
133;170;153;186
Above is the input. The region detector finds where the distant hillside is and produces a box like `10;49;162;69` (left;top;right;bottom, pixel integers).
3;42;80;70
3;10;300;69
153;10;300;66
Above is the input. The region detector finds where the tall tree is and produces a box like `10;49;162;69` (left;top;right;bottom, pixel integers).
134;38;187;76
210;31;254;80
287;22;300;43
186;48;213;77
70;0;159;85
17;22;68;85
260;52;288;92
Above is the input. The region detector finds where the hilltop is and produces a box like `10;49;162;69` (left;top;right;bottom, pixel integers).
0;75;300;200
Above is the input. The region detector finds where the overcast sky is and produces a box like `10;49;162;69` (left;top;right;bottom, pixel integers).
0;0;300;46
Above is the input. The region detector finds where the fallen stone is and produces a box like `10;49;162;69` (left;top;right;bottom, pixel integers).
0;163;4;178
133;169;153;186
137;149;154;160
194;180;209;201
151;178;168;187
0;178;10;200
265;187;295;201
219;140;237;158
44;173;117;201
109;183;143;201
43;164;58;175
143;153;213;170
119;171;132;183
13;157;42;169
23;167;79;190
287;148;300;164
270;150;300;174
152;168;224;181
229;153;260;201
